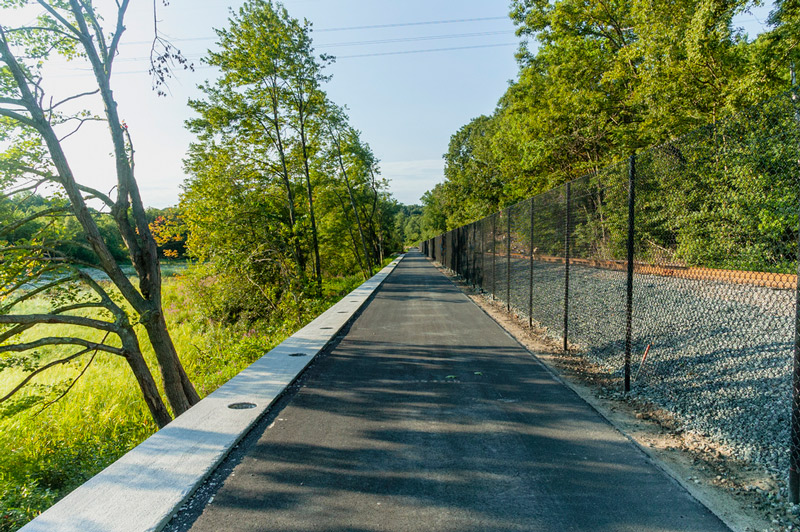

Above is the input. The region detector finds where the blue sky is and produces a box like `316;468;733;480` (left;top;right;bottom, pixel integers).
6;0;773;207
32;0;520;207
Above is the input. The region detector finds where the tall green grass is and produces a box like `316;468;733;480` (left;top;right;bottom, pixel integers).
0;266;371;531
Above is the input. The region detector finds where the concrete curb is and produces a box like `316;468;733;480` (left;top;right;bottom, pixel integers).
19;256;404;532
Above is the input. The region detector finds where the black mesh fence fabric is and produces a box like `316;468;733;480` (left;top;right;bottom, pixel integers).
566;163;630;372
420;90;800;494
629;94;800;475
508;200;532;317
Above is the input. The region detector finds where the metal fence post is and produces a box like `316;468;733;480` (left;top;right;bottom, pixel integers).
792;200;800;504
563;182;571;352
507;209;511;312
789;73;800;504
492;214;497;300
456;228;460;275
481;220;485;291
472;223;477;287
624;153;637;394
462;226;467;281
529;197;534;328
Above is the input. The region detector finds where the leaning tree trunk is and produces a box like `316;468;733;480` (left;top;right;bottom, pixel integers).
298;108;322;292
118;327;173;428
141;311;200;416
332;138;373;277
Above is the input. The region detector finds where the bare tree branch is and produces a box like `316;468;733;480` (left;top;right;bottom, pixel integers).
0;347;91;403
0;267;61;300
0;106;36;127
0;272;78;307
2;25;81;41
58;116;104;142
49;89;100;111
0;302;105;344
0;179;50;200
0;96;27;108
75;183;116;208
35;341;100;415
0;206;70;237
53;302;106;314
107;1;131;68
0;314;119;333
0;337;125;356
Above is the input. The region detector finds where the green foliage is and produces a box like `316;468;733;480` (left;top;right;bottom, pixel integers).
0;193;129;265
0;267;370;530
423;0;800;272
182;0;402;320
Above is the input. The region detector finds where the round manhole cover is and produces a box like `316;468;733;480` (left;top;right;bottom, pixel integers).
228;402;257;410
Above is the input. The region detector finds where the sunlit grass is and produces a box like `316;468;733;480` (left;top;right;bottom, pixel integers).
0;265;370;531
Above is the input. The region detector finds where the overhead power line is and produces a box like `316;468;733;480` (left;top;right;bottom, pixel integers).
336;42;518;59
319;30;509;48
120;16;511;46
112;30;517;63
315;16;509;32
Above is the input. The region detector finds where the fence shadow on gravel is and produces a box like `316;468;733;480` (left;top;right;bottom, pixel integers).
420;89;800;500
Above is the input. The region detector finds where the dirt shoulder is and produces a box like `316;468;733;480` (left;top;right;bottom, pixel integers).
436;264;795;532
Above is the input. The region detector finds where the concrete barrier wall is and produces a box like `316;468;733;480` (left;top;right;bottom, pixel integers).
19;256;404;532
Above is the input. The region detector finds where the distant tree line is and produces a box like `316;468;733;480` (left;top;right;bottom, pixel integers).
180;0;403;322
416;0;800;266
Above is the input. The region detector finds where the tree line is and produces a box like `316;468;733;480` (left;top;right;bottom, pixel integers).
180;0;402;323
418;0;799;250
0;0;402;430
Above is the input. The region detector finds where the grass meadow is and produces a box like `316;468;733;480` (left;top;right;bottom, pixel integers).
0;266;368;531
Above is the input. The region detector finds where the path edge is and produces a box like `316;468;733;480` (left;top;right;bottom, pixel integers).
429;258;759;532
19;255;404;532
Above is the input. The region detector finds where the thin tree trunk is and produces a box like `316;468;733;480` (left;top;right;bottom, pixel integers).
333;190;368;278
270;93;305;279
119;328;172;428
298;106;322;292
332;136;373;276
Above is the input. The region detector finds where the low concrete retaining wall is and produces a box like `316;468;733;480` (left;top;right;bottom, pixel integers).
19;256;404;532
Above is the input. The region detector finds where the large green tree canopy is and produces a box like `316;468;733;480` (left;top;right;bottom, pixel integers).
424;0;797;229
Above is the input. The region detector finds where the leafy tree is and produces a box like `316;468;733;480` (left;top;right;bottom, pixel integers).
0;1;199;426
322;104;380;277
188;0;336;287
148;207;188;259
183;0;397;315
424;0;796;237
182;142;300;321
441;115;505;226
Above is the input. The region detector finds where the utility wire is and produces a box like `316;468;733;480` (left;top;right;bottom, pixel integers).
335;42;518;59
320;30;509;48
53;42;520;77
119;16;510;46
315;16;509;32
111;31;516;62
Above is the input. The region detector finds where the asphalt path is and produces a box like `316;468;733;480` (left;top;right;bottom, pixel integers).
185;252;729;532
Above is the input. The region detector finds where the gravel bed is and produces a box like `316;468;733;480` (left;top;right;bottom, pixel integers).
486;257;795;476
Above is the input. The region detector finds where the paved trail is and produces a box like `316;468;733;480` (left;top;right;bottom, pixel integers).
185;252;729;532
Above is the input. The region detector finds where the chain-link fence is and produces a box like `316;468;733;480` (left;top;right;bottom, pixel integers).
420;89;800;500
